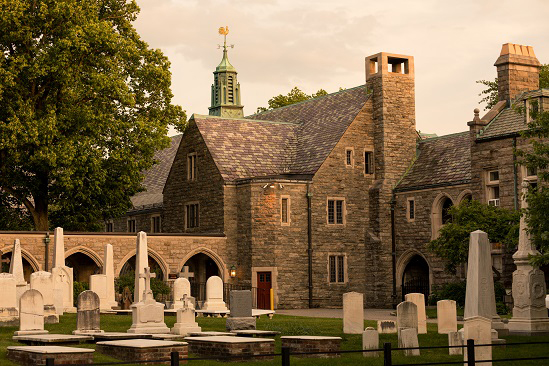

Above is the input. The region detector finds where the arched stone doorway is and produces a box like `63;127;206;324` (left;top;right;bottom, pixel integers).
0;251;36;282
119;255;166;281
182;253;222;304
401;254;430;302
65;252;100;283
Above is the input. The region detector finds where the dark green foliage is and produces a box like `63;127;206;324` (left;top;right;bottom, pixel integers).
0;0;186;231
428;200;519;272
256;87;328;113
114;270;170;300
0;191;33;230
428;281;467;307
73;281;89;306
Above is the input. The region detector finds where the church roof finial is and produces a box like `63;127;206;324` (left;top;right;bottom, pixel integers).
216;26;236;72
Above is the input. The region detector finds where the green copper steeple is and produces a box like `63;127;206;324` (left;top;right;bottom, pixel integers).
209;26;244;118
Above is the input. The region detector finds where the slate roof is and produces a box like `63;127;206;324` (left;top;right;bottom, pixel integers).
395;131;471;192
131;134;182;209
194;85;370;182
477;107;526;140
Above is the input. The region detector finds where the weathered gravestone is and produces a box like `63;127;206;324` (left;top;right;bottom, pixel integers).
15;289;48;336
172;277;192;310
90;244;117;311
377;320;397;334
202;276;228;311
74;291;104;334
30;271;59;324
9;239;29;305
0;273;19;326
127;267;169;334
51;227;75;313
399;328;420;356
226;290;255;331
134;232;148;303
448;331;463;355
89;275;109;311
437;300;458;334
397;301;418;340
343;292;364;334
362;327;379;357
405;293;427;334
463;316;492;366
171;295;201;335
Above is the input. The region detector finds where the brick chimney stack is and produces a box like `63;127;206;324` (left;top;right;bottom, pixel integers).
494;43;541;105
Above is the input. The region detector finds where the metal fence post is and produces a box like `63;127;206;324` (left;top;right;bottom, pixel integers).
171;351;179;366
383;342;392;366
467;339;476;366
281;346;290;366
46;358;55;366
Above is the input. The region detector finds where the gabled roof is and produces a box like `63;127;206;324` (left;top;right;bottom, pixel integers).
395;131;471;192
131;134;183;210
193;85;370;182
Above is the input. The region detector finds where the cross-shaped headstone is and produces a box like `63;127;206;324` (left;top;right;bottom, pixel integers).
179;266;194;280
139;267;156;298
0;251;10;273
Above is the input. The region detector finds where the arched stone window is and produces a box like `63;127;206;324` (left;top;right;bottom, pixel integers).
431;193;454;239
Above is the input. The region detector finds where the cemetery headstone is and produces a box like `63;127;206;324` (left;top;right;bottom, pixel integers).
127;267;169;334
30;271;59;324
89;274;109;311
509;182;549;334
171;295;201;335
464;230;506;335
448;331;463;355
399;328;420;356
202;276;228;311
377;320;397;334
0;273;19;326
437;300;458;334
343;292;364;334
134;232;148;303
405;293;427;334
463;315;492;366
226;290;255;331
74;290;104;334
122;287;132;310
103;244;118;309
172;277;191;310
51;227;75;313
362;327;379;357
15;289;48;335
9;239;29;305
396;300;418;339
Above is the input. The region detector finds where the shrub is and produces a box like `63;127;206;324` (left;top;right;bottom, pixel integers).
428;281;467;307
115;270;171;301
73;281;89;306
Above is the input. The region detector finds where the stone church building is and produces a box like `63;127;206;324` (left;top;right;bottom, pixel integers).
1;42;546;309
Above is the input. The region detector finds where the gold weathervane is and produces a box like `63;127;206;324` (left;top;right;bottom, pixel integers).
218;26;229;36
218;26;233;50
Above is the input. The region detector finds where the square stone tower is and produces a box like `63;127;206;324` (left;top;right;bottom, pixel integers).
365;52;417;307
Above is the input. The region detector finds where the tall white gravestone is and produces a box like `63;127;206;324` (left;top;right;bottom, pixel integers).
127;267;169;334
202;276;228;311
30;271;59;324
51;227;75;313
405;293;427;334
172;277;192;310
508;182;549;334
9;239;29;305
15;289;48;336
0;273;19;326
90;244;117;311
343;292;364;334
134;232;148;303
89;275;109;311
437;300;458;334
464;230;506;336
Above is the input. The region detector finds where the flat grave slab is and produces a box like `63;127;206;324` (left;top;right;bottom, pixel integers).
188;331;236;337
96;339;188;364
184;336;275;362
151;334;188;341
91;332;153;342
7;345;94;365
13;334;93;346
232;330;281;337
252;309;275;319
281;336;342;358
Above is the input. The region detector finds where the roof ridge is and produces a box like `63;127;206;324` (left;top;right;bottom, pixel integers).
419;130;468;142
192;114;298;126
246;84;367;118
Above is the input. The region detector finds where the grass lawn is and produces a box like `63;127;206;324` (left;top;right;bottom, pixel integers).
1;314;548;365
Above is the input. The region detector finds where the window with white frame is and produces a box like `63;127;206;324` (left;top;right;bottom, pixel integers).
151;215;161;233
187;153;197;181
364;151;374;175
185;203;199;229
328;255;346;283
523;165;538;189
486;170;500;206
281;196;290;225
407;198;415;221
327;198;345;225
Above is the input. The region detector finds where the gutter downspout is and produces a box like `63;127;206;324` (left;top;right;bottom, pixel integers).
390;193;397;309
513;137;518;210
307;183;313;308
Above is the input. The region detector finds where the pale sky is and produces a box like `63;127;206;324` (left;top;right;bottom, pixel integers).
133;0;549;137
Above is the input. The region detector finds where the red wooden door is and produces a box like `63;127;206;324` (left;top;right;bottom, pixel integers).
257;272;272;310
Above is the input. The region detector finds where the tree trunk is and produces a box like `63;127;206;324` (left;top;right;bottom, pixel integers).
33;197;49;231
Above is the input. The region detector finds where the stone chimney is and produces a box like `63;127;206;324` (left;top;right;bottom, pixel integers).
494;43;541;104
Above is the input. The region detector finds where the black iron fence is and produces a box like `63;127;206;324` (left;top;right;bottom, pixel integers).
402;278;430;302
44;339;549;365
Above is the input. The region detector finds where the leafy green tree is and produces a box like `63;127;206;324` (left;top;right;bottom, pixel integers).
0;191;33;230
0;0;186;231
517;108;549;266
256;87;328;113
477;64;549;110
428;200;519;272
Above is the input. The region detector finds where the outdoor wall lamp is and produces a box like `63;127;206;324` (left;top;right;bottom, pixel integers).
230;265;237;278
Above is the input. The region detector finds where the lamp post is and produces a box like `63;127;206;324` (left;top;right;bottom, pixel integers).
44;232;50;271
